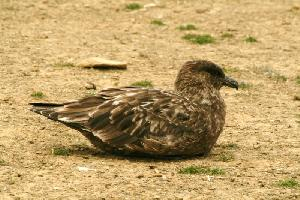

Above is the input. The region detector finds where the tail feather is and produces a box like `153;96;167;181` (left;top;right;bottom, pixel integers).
29;102;64;107
29;102;63;121
29;102;115;152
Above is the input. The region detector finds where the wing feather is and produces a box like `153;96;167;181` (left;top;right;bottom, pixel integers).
85;88;204;151
33;87;207;154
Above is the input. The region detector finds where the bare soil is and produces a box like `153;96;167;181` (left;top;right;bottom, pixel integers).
0;0;299;199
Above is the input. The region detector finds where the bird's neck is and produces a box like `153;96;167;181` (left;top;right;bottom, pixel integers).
176;85;226;124
176;84;221;103
195;88;222;105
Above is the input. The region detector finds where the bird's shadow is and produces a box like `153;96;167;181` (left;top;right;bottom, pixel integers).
68;145;208;162
91;67;126;71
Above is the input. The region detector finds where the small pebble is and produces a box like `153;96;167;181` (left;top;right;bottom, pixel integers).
77;166;96;172
137;174;144;178
85;82;96;90
294;95;300;101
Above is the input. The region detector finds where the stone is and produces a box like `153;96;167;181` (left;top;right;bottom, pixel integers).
85;82;96;90
76;57;127;69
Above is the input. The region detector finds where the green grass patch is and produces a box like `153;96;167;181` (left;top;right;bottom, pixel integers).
221;33;234;38
53;62;74;68
183;34;215;45
179;166;225;175
151;19;165;26
296;76;300;85
223;143;239;150
31;91;45;98
216;152;234;162
131;80;153;88
52;147;70;156
245;36;257;43
277;179;299;188
178;24;197;31
239;82;252;90
223;67;240;73
125;3;142;10
0;159;7;166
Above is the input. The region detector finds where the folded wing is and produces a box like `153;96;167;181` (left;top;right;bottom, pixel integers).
31;87;208;154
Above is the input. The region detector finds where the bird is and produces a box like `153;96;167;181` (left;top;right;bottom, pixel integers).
30;60;238;157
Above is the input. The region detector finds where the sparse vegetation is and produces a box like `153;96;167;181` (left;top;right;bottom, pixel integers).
125;3;142;10
223;143;239;150
131;80;153;88
261;67;288;82
276;75;287;82
245;36;257;43
297;114;300;125
151;19;165;26
216;152;234;162
277;179;299;188
31;91;45;98
178;24;197;31
179;166;225;175
223;67;240;73
273;74;287;82
52;147;70;156
296;76;300;85
221;33;234;38
0;159;6;166
182;34;215;45
289;6;300;12
239;82;252;90
53;62;74;68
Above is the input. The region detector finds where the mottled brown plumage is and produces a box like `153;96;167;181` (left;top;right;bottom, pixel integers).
30;60;238;156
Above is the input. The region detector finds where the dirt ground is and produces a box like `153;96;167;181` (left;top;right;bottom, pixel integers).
0;0;300;199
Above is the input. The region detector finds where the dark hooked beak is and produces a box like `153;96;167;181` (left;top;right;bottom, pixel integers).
223;76;239;90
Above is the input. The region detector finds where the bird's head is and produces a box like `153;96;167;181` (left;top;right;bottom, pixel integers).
175;60;238;94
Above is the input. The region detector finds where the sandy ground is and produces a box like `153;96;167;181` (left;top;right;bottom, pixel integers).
1;0;300;199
